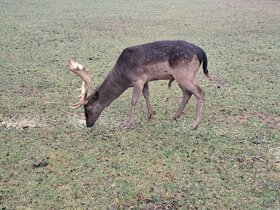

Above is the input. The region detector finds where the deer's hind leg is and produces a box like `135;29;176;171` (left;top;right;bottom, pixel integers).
171;85;192;121
190;84;205;129
173;58;205;129
175;80;204;130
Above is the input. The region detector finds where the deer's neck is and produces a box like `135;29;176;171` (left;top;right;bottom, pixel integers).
97;66;130;107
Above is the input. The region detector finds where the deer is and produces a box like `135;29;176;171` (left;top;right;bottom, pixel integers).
68;40;209;130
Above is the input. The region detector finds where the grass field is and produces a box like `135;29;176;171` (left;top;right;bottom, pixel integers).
1;0;280;209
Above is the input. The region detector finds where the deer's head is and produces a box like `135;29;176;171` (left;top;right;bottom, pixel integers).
68;60;103;127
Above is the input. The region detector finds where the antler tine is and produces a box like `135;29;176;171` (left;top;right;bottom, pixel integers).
68;60;92;108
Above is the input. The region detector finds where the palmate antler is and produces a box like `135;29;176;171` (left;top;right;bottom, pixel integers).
68;59;92;108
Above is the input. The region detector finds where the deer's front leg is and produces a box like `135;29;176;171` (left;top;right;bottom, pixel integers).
123;81;144;129
142;83;156;119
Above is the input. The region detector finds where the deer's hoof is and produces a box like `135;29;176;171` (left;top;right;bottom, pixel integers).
192;122;199;130
148;110;156;119
123;121;132;130
123;124;130;130
171;114;179;121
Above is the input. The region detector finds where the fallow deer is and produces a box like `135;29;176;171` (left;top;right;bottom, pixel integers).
68;40;209;129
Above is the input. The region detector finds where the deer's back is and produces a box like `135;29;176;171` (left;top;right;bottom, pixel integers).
116;40;204;71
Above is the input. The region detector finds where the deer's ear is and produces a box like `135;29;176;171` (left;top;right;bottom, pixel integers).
93;91;99;100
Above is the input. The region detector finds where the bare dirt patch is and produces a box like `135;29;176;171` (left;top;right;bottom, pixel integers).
234;112;280;129
0;116;45;130
67;113;85;128
108;192;185;209
219;109;280;129
19;84;48;96
270;147;280;164
209;74;228;87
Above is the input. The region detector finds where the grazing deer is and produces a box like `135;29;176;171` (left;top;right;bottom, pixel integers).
68;40;209;129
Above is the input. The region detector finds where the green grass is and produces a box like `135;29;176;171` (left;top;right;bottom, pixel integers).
1;0;280;209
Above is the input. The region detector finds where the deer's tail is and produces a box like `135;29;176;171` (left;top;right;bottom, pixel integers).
201;49;209;77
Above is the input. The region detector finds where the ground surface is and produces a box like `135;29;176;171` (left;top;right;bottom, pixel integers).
0;0;280;209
